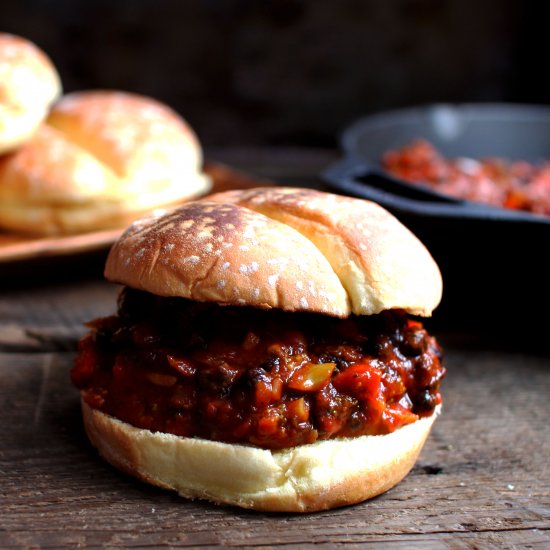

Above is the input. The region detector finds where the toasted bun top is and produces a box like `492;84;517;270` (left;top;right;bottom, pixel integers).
105;187;442;317
0;33;61;153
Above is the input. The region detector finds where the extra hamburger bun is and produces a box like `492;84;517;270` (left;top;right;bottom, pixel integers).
79;187;443;512
0;91;211;235
0;33;61;153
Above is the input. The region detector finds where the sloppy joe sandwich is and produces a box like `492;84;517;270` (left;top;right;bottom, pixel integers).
0;33;61;154
0;91;211;235
71;187;445;512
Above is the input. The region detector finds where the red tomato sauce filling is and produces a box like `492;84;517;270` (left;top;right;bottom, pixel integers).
71;288;445;450
383;139;550;216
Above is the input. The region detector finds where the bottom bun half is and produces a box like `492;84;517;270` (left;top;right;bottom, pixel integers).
81;399;439;513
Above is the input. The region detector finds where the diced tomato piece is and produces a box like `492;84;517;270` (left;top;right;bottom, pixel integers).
271;377;283;401
82;389;105;409
382;404;419;431
332;362;382;401
254;378;273;407
257;413;279;435
286;397;310;422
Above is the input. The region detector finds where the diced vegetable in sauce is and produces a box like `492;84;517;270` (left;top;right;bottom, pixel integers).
72;289;445;449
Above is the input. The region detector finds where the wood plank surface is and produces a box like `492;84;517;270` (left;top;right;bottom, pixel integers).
1;321;548;548
1;148;549;548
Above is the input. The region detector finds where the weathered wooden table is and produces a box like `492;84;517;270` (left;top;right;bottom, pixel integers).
1;149;549;548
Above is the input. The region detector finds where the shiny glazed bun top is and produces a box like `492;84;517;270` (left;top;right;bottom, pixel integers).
105;187;442;317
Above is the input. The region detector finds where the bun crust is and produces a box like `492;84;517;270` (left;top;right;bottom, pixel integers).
105;188;442;316
0;91;210;235
209;188;442;316
82;399;438;512
0;33;61;153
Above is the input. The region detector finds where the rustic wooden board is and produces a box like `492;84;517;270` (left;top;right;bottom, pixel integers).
0;278;549;548
1;346;548;547
1;148;549;548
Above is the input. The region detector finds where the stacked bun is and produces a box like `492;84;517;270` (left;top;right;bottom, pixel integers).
0;34;210;236
0;33;61;154
73;187;446;512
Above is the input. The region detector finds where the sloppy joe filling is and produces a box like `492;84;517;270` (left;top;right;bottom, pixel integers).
71;288;445;450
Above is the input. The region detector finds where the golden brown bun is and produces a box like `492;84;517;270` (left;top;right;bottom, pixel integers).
82;399;439;512
0;91;211;235
105;188;442;317
0;33;61;153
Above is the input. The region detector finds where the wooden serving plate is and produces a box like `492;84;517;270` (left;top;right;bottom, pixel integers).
0;162;272;265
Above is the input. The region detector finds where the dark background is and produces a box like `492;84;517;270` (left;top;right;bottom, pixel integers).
3;0;549;148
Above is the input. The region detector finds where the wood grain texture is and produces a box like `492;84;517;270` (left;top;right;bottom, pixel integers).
0;282;549;548
1;148;549;548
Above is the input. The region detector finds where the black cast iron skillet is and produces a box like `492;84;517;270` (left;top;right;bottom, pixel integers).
323;103;550;224
322;104;550;333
